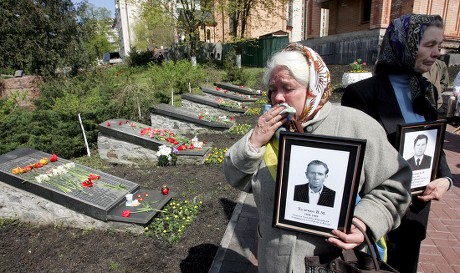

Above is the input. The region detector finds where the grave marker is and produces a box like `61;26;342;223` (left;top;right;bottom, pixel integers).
201;86;257;103
214;82;261;96
99;119;210;156
151;103;233;130
182;93;247;113
0;148;171;224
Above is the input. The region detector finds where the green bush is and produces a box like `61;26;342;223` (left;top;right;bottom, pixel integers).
126;48;155;67
147;60;206;104
222;49;250;86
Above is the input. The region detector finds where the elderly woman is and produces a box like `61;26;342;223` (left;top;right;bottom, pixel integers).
342;14;454;273
223;43;412;273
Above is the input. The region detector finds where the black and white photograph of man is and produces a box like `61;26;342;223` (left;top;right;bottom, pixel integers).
406;134;432;171
293;160;336;207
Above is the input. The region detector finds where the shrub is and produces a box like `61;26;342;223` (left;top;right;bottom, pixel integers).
222;49;250;86
126;48;155;67
147;60;206;104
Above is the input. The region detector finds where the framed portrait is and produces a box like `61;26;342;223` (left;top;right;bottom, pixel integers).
396;120;447;195
273;131;366;238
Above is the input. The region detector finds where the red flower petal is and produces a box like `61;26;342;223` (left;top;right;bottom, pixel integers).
118;121;122;125
107;122;111;126
88;174;100;181
50;154;58;162
82;180;93;187
122;210;131;217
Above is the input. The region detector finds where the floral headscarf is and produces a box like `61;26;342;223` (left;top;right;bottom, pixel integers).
282;43;331;131
376;13;443;117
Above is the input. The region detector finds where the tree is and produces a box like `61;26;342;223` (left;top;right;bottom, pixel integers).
0;0;90;76
79;3;117;63
225;0;287;38
133;0;175;50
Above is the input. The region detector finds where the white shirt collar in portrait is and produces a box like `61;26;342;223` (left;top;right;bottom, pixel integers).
309;185;324;205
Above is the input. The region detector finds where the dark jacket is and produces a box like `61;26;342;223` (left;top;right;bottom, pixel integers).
293;183;336;207
407;154;432;170
341;74;451;178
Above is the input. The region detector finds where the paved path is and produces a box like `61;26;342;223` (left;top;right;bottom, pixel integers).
210;124;460;273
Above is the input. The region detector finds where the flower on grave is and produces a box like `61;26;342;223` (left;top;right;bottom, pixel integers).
156;145;177;167
107;122;111;126
81;179;93;188
122;210;131;217
190;136;203;149
50;154;58;162
348;58;368;73
11;155;55;174
118;121;123;125
39;158;48;165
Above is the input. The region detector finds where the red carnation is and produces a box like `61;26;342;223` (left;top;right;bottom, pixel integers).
82;180;93;188
122;210;131;218
88;174;100;181
50;154;58;162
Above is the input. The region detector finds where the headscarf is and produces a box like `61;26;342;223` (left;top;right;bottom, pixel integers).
269;43;331;132
264;44;330;179
375;13;442;117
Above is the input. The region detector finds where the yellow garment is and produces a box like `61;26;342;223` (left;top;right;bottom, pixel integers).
263;137;279;180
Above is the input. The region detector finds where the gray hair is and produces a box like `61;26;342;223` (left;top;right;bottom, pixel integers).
263;50;309;88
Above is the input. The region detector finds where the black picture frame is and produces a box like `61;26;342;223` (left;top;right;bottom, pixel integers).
273;131;366;238
396;120;447;195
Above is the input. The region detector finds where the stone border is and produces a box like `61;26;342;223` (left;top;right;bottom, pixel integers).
182;93;247;113
214;82;261;96
151;103;233;129
201;86;257;102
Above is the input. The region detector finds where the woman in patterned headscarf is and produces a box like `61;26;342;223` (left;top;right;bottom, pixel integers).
224;43;412;273
342;14;454;273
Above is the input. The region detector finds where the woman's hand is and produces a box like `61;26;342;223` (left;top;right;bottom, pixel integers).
417;177;450;202
326;217;366;250
249;105;287;148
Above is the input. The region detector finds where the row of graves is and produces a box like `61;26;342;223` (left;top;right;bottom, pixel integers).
0;82;262;230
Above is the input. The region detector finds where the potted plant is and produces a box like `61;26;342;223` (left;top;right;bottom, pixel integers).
341;58;373;87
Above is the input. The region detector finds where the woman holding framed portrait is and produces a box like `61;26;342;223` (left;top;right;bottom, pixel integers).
223;43;412;273
342;14;454;273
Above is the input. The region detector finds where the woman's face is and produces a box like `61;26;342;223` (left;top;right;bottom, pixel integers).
414;26;443;73
269;67;307;120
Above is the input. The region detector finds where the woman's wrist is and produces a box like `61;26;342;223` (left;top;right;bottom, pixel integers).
445;176;454;191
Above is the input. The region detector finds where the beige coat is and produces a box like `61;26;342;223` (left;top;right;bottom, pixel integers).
224;102;412;273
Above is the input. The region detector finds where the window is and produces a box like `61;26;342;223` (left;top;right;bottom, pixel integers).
362;0;371;23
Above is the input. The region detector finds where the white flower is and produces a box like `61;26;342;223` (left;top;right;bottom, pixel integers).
35;174;50;183
191;136;203;148
156;145;172;157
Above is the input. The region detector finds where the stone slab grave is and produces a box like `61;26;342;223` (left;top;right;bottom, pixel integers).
201;85;257;103
182;93;247;114
150;103;234;134
0;148;171;225
98;119;212;165
214;82;262;97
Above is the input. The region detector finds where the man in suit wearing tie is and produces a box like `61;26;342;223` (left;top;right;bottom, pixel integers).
293;160;336;207
407;134;432;171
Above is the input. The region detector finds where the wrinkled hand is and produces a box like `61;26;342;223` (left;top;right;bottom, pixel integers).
326;218;366;250
417;178;450;202
249;105;287;148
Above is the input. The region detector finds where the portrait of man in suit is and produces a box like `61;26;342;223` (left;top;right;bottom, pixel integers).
407;134;432;171
293;160;336;207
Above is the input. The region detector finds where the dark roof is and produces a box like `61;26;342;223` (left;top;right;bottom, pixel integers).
259;30;289;38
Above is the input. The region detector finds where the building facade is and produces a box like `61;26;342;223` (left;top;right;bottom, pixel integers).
301;0;460;65
115;0;460;63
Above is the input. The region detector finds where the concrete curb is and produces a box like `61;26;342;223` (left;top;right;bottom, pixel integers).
208;191;248;273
